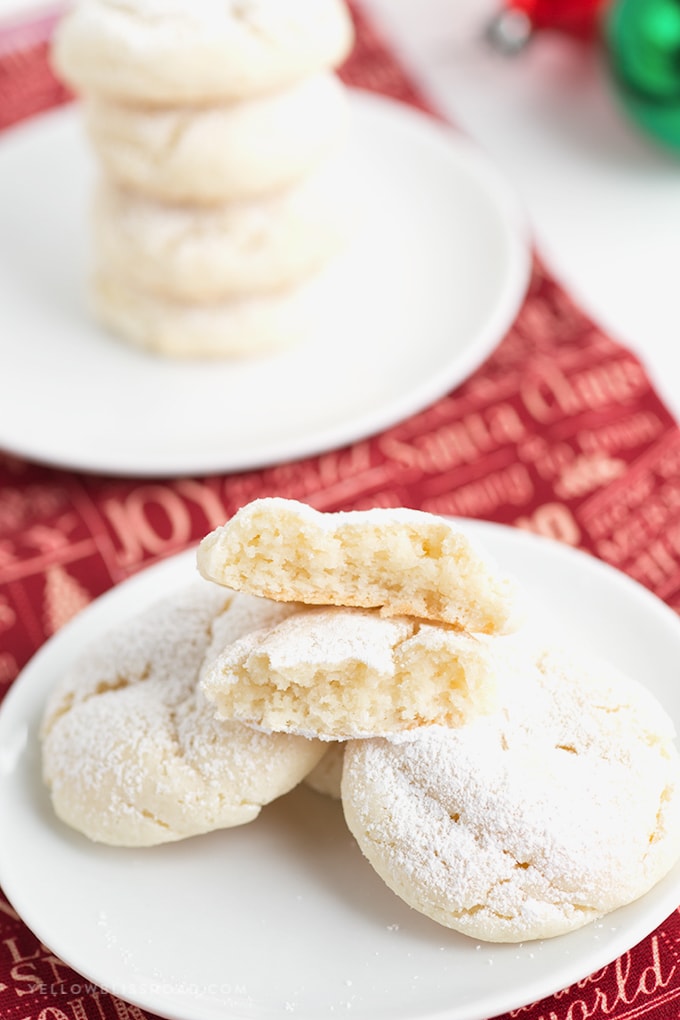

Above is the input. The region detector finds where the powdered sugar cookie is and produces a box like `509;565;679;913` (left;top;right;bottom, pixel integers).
51;0;354;105
205;589;301;662
92;155;355;302
40;584;325;846
197;498;522;633
341;644;680;942
201;606;502;739
84;72;349;204
92;270;322;358
304;742;345;799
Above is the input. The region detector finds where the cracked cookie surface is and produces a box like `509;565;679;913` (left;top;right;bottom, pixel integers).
91;270;324;358
341;640;680;942
85;73;349;205
92;149;354;301
40;583;325;846
51;0;355;105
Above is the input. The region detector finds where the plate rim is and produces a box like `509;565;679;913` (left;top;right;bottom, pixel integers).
2;521;680;1020
0;89;531;477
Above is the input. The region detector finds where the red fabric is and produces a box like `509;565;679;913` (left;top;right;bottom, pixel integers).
2;5;680;1020
0;9;70;130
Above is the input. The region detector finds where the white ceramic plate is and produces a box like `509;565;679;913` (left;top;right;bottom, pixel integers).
2;521;680;1020
0;90;530;477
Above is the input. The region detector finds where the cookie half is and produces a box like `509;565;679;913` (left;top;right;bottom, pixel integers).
197;498;522;633
201;605;502;739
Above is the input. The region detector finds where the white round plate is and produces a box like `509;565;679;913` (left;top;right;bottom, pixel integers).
1;521;680;1020
0;90;530;477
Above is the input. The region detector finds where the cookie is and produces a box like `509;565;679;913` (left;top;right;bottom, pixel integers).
200;606;501;739
197;498;522;633
40;583;326;846
304;743;345;799
341;643;680;942
84;71;349;204
91;270;322;358
51;0;354;105
92;155;355;302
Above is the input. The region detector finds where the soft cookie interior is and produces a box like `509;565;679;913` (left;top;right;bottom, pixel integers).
197;497;522;633
200;605;504;739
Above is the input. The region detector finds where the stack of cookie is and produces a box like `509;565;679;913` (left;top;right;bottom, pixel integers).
51;0;356;358
39;498;680;944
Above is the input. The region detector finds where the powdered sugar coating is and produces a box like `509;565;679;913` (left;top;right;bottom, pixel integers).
51;0;355;104
203;590;300;665
201;605;502;740
92;270;322;359
92;145;354;298
86;74;349;205
41;582;325;846
342;642;680;942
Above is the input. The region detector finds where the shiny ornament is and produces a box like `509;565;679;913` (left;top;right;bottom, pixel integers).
489;0;680;151
487;0;606;52
605;0;680;150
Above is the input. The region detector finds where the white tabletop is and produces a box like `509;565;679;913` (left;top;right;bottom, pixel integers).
360;0;680;421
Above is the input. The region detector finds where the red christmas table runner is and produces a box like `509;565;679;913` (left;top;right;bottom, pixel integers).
1;5;680;1020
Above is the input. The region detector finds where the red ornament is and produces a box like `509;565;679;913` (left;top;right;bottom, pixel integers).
502;0;607;39
487;0;609;52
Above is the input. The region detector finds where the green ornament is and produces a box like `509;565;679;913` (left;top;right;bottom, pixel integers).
605;0;680;151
